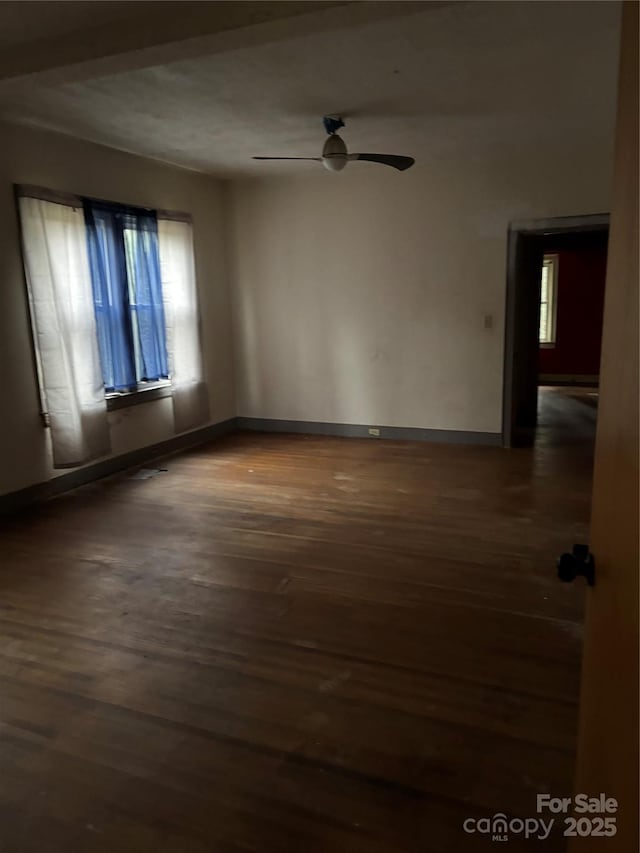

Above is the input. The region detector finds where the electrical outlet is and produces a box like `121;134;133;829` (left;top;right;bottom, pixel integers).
368;427;380;437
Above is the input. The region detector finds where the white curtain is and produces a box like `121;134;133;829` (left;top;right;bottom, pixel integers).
19;197;111;469
158;218;210;433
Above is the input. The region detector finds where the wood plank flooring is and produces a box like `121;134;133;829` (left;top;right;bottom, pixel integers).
0;389;596;852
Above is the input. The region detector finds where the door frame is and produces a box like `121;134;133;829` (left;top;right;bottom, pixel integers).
502;213;610;447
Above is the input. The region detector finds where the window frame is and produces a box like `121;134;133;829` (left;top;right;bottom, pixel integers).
84;198;170;395
105;379;173;411
539;253;559;348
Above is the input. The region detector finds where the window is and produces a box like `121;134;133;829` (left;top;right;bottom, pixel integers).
84;200;169;394
18;187;209;469
539;254;558;347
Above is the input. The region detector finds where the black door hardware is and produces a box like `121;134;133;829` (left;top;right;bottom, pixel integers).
557;544;595;586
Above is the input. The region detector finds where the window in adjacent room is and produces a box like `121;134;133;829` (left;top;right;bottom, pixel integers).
539;253;558;347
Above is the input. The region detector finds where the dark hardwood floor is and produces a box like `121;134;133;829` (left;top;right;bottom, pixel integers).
0;389;596;851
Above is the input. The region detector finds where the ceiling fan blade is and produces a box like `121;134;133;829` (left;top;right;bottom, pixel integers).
349;153;415;171
252;157;321;161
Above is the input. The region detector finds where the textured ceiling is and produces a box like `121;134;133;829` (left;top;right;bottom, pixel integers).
0;0;621;177
0;1;147;50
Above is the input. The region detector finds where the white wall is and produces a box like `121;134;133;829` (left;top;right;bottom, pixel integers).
0;121;235;496
229;138;614;435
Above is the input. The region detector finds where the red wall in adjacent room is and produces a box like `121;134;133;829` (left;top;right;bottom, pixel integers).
538;244;607;377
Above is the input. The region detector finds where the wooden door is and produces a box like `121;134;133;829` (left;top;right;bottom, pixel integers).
571;2;639;850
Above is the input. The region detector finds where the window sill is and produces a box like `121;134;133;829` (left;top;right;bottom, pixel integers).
106;383;172;412
539;342;556;349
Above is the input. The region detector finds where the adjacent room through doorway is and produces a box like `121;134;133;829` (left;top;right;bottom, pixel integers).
503;217;609;449
536;228;608;452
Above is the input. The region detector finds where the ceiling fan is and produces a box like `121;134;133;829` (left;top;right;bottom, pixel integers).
253;116;415;173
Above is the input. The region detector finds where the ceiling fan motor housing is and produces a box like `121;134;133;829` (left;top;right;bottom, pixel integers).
322;133;348;171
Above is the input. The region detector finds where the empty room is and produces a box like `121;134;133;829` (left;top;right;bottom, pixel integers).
0;1;637;851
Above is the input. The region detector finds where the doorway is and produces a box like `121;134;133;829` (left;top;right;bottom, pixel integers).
502;215;610;447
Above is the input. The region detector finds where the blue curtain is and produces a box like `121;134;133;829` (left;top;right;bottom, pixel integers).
84;201;168;391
